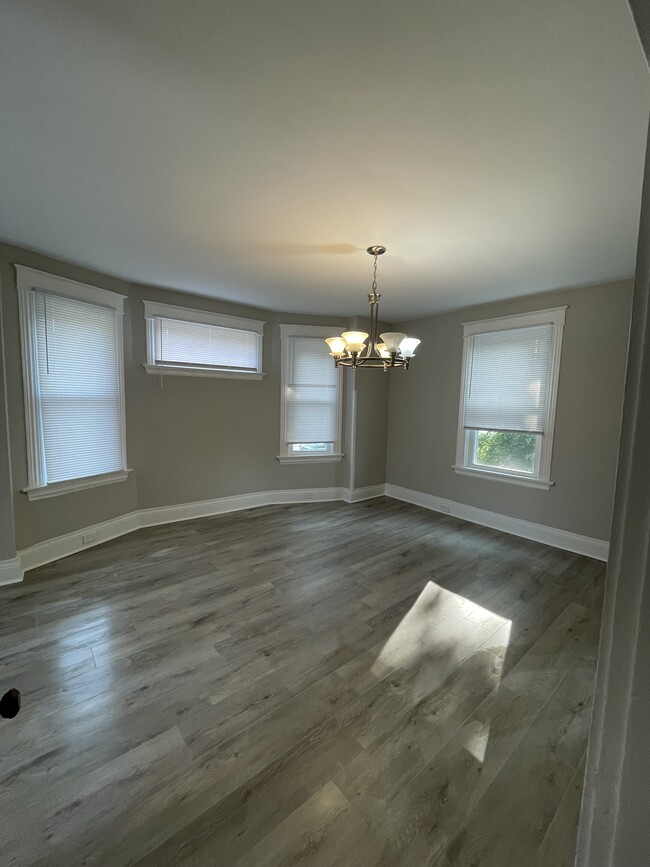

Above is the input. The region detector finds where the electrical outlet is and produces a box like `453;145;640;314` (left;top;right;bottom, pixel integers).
439;504;451;514
303;491;315;500
82;531;98;544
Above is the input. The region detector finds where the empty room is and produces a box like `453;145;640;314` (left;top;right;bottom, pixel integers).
1;2;650;866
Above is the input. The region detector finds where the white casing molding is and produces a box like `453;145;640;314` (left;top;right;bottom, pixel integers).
278;325;345;462
0;558;24;585
143;300;265;379
12;481;607;578
455;306;566;490
385;483;609;561
16;267;129;491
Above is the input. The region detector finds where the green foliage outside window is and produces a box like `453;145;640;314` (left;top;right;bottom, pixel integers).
476;430;536;473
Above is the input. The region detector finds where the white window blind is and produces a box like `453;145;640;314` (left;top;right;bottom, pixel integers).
463;324;554;435
33;291;124;484
285;337;338;443
152;317;260;372
142;301;264;379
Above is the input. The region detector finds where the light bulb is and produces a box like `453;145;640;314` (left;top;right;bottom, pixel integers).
380;332;407;354
376;343;390;359
342;331;369;354
399;337;421;358
325;336;348;357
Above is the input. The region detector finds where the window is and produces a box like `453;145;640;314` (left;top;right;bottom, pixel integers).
143;301;264;379
279;324;345;463
16;266;129;499
455;307;566;489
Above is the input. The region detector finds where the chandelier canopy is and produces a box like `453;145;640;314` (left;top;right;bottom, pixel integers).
325;246;420;370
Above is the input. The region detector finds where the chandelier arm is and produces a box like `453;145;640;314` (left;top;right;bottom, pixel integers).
335;355;408;370
354;355;408;369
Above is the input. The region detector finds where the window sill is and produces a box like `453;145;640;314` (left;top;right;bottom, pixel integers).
277;454;344;465
23;469;133;500
452;465;553;490
143;364;265;381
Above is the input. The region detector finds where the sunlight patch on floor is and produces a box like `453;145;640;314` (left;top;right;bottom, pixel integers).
463;719;492;763
370;580;512;687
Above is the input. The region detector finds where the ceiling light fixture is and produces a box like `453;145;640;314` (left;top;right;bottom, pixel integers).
325;246;420;370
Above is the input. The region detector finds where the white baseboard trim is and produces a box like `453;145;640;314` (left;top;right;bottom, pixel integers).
19;512;140;573
343;484;387;504
385;483;609;561
15;485;386;576
0;557;23;585
12;480;608;580
138;487;347;529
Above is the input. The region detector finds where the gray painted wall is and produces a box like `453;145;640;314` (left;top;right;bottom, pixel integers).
344;315;390;491
576;3;650;858
353;368;389;489
0;280;16;562
606;114;650;867
386;280;633;541
128;280;351;511
0;239;633;553
0;242;387;550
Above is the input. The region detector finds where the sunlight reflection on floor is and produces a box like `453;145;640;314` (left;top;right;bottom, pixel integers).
463;720;492;763
371;580;512;727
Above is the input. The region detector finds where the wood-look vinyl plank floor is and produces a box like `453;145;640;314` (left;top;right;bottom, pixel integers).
0;498;605;866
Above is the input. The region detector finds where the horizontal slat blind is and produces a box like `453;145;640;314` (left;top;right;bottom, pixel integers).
153;317;259;371
286;337;338;443
34;291;123;483
463;324;553;434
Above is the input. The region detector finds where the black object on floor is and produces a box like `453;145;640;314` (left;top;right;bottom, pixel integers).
0;688;21;719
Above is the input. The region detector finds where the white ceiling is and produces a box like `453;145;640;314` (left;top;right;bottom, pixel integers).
1;1;648;320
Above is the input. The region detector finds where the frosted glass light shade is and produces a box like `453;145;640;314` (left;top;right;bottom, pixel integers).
325;336;347;357
342;331;368;353
376;342;390;359
399;337;421;358
380;332;407;354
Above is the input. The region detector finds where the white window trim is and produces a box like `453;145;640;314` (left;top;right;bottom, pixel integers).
23;470;132;500
454;306;566;489
452;465;553;491
16;266;130;498
460;428;545;485
16;267;126;313
142;300;265;380
278;323;347;464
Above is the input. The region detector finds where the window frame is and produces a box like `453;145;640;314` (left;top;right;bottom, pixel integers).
454;307;566;490
463;429;542;480
142;300;265;380
278;324;346;464
16;266;130;499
